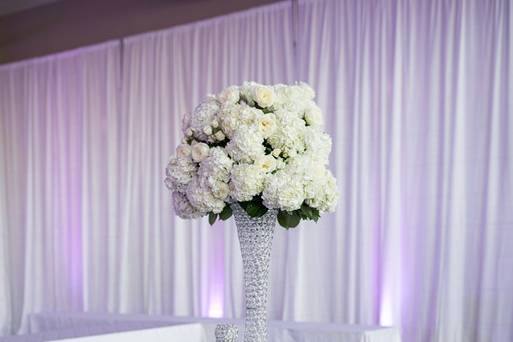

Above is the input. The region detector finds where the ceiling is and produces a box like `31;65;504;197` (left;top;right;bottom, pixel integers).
0;0;64;16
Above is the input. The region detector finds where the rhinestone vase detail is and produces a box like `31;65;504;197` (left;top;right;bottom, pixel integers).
232;204;277;342
215;324;239;342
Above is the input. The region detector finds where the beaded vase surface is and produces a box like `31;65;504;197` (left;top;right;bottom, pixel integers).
215;324;239;342
232;204;277;342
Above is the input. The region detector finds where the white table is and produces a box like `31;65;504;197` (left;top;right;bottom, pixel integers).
0;312;401;342
49;324;206;342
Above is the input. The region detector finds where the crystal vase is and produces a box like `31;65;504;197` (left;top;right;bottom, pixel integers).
215;324;239;342
232;204;277;342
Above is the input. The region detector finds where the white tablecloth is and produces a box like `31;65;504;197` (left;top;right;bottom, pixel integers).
49;324;206;342
0;313;401;342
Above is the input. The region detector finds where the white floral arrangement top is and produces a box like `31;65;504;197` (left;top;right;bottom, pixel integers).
165;82;338;228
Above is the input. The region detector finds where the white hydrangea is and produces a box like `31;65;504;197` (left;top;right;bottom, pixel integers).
267;109;306;155
239;106;263;126
217;86;240;105
229;163;265;202
198;147;233;182
172;191;205;219
217;102;244;138
165;156;197;192
303;127;332;165
226;126;265;163
182;111;192;135
186;177;226;214
262;168;304;211
188;97;220;141
298;82;316;100
273;84;310;114
239;82;257;106
304;168;338;212
197;147;233;200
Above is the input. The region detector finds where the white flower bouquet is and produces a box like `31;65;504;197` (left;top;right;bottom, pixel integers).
165;82;338;228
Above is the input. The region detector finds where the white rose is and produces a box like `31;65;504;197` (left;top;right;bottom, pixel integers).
271;148;281;157
255;155;277;173
304;103;323;126
211;119;219;128
176;144;191;158
214;131;226;141
299;82;316;100
254;86;274;108
186;128;194;137
203;125;213;135
257;113;277;138
212;181;230;200
191;142;210;162
218;86;240;105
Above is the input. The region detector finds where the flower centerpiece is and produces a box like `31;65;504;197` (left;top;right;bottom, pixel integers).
165;82;338;228
164;82;338;341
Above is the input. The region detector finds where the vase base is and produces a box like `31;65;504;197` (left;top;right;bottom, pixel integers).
215;324;239;342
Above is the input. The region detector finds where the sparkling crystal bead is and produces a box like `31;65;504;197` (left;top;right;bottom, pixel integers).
215;324;239;342
232;203;277;342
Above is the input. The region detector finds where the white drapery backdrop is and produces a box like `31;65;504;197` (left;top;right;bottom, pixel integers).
0;1;512;341
297;1;513;342
0;42;122;334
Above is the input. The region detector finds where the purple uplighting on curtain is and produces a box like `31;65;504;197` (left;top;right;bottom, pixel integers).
205;222;225;318
0;42;122;334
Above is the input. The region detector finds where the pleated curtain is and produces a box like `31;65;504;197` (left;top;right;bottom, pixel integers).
0;42;121;334
297;1;513;341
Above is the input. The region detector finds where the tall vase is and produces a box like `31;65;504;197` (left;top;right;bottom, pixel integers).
232;204;277;342
215;324;239;342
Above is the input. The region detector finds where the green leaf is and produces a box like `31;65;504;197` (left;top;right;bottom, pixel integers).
299;203;320;221
239;197;268;218
278;210;301;228
245;202;268;218
263;140;273;154
208;212;218;225
297;208;308;220
219;205;233;220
